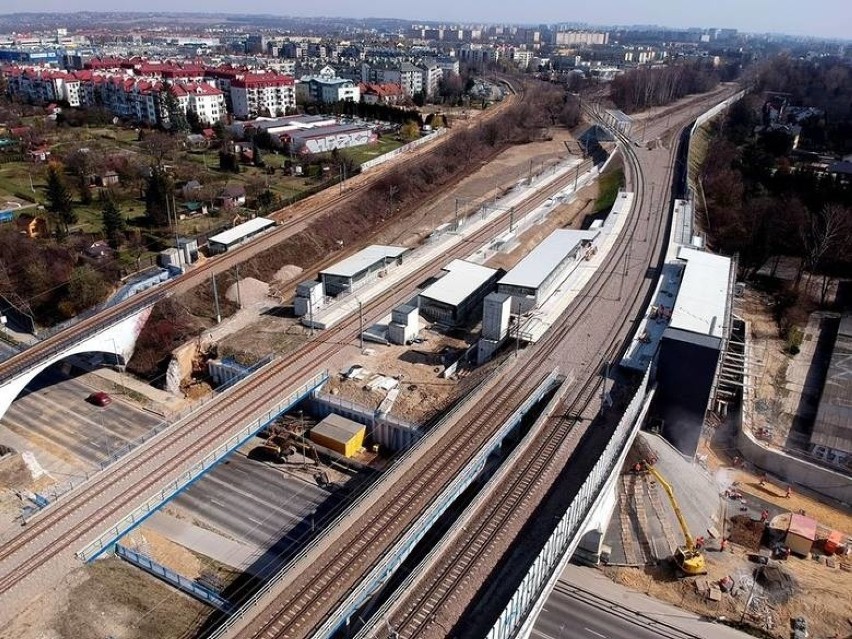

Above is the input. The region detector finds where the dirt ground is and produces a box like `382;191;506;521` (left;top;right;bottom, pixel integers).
379;127;581;248
0;558;205;639
605;540;852;639
485;182;598;272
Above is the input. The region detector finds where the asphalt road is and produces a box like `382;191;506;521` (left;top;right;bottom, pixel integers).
1;365;161;468
533;587;668;639
173;452;338;552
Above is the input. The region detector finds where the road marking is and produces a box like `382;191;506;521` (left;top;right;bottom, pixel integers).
585;628;607;639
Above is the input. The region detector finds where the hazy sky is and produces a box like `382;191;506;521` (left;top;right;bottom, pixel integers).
3;0;850;40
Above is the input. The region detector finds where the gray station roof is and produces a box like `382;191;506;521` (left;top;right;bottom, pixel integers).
498;229;599;291
419;259;498;307
810;315;852;454
321;245;407;279
669;247;731;339
208;217;275;246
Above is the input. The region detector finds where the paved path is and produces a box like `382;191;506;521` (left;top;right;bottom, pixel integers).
534;564;753;639
144;511;256;570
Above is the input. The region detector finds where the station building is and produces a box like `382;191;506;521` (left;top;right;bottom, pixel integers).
418;259;502;326
655;246;733;457
207;217;275;254
497;229;599;313
320;245;408;297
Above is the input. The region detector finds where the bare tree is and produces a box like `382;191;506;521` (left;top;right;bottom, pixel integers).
799;203;850;303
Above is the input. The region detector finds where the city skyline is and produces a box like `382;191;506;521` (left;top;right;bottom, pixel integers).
0;1;850;41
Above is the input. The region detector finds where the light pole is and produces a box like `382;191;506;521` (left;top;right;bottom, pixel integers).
358;298;364;350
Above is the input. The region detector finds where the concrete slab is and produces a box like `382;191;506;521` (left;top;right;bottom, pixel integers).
144;511;257;571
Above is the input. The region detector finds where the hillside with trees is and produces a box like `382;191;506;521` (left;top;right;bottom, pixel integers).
700;56;852;314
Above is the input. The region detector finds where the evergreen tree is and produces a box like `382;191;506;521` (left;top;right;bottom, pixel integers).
101;194;126;249
45;163;76;238
186;108;203;134
161;84;189;133
145;166;172;226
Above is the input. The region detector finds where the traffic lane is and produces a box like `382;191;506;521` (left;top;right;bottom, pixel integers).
533;587;666;639
2;367;161;467
173;453;334;550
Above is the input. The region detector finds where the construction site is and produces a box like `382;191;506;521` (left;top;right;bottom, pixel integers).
601;432;852;639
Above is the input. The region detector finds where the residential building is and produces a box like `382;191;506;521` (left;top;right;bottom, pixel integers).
360;82;405;105
229;72;296;119
419;62;442;97
297;76;359;104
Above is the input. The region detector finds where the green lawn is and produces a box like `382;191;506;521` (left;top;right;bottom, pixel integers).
341;137;405;166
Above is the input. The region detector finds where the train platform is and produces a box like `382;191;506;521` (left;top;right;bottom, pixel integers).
519;192;635;344
305;157;587;331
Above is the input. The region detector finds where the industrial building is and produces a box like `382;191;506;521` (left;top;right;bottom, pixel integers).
497;229;599;313
281;123;377;155
418;259;501;325
320;245;407;296
808;314;852;467
309;413;366;458
388;304;420;345
207;217;275;254
654;247;733;457
293;280;324;318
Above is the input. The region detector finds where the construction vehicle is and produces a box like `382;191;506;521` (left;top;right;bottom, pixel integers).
642;461;707;576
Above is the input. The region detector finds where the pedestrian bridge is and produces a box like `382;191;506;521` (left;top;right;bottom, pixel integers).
0;301;156;421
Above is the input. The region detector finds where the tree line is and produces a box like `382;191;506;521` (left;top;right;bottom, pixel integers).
609;61;721;113
701;57;852;313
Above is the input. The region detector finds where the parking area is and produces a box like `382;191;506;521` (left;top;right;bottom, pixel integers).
1;364;162;469
134;436;368;579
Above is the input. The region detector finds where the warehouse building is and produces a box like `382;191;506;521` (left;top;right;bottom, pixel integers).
320;245;408;296
418;259;502;325
207;217;275;254
655;247;733;457
309;413;366;458
281;123;377;155
497;229;599;313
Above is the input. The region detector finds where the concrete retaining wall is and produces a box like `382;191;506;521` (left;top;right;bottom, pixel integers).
736;426;851;505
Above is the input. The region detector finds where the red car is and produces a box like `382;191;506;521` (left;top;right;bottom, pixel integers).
87;391;112;407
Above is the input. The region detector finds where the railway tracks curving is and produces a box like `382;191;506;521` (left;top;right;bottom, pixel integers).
0;130;584;623
381;109;673;639
225;82;714;639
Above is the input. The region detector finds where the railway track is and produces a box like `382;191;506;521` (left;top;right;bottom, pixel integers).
217;110;654;639
0;89;520;386
0;130;584;622
378;105;672;639
223;84;708;638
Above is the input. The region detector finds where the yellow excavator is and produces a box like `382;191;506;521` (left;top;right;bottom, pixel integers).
642;462;707;576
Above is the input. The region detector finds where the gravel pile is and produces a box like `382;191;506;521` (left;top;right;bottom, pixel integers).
226;277;270;306
274;264;304;283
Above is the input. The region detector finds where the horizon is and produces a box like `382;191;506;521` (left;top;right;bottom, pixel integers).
0;3;850;42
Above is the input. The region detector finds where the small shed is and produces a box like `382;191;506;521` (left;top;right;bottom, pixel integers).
310;413;366;458
786;513;818;557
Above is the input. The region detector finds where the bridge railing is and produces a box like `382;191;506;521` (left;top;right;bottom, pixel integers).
115;543;232;611
76;369;329;561
486;368;651;639
0;292;165;385
205;358;533;639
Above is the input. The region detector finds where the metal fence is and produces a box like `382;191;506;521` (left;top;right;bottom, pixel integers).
206;358;530;639
115;543;231;610
360;129;447;172
76;370;329;561
486;369;651;639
